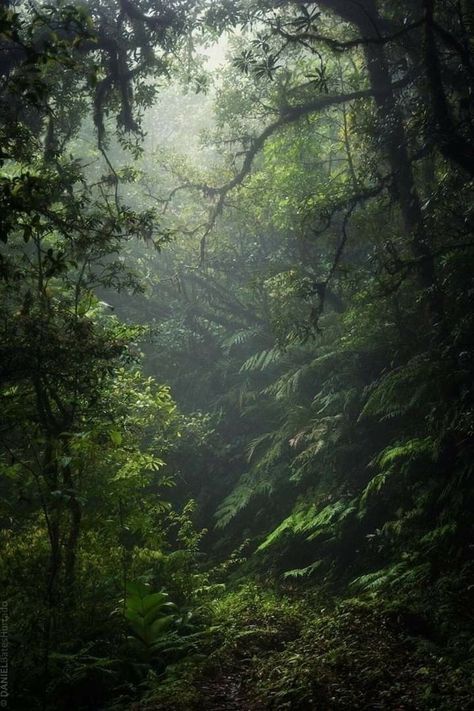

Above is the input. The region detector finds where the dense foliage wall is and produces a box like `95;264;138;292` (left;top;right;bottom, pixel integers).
128;0;474;646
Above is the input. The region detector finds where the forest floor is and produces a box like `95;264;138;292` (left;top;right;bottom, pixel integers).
198;670;262;711
140;584;474;711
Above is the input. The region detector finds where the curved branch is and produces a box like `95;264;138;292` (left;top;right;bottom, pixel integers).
274;18;425;53
163;72;415;253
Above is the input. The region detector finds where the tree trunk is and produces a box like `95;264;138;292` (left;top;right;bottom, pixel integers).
316;0;444;321
63;464;81;600
423;0;474;177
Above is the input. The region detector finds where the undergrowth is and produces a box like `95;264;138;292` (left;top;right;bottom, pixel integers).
139;583;474;710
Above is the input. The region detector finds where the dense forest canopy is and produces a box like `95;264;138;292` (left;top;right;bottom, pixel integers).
1;0;474;709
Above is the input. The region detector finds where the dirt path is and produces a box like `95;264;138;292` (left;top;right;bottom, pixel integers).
199;671;264;711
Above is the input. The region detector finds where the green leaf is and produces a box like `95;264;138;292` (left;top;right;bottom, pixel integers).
109;430;123;445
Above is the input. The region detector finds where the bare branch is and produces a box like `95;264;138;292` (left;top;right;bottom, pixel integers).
160;72;415;254
274;17;425;53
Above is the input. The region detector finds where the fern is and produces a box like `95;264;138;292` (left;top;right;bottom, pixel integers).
360;438;436;507
306;500;356;541
289;415;342;480
350;562;431;592
377;437;436;469
283;560;323;579
257;499;356;551
246;432;277;462
420;523;457;547
240;346;284;372
214;478;256;529
215;471;278;529
262;365;308;400
222;328;258;352
359;355;438;422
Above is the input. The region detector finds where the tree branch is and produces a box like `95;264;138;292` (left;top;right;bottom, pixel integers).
274;18;425;53
161;73;415;251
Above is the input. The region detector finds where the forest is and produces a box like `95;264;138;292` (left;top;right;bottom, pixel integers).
1;0;474;709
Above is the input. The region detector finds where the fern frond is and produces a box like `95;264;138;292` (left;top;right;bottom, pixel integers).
240;347;284;373
246;432;275;462
257;499;356;551
214;470;279;529
359;355;437;422
283;560;323;579
350;562;430;592
222;328;258;352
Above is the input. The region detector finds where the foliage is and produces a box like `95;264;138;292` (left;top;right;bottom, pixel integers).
124;582;178;659
143;584;474;710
